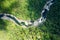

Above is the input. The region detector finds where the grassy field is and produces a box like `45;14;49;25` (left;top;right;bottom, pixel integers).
0;0;60;40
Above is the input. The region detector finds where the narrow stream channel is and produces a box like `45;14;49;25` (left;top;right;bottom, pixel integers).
0;0;54;28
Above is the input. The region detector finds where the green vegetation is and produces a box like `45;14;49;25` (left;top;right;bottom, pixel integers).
0;0;60;40
0;0;45;20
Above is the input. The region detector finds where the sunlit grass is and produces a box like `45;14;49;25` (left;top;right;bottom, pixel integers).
0;19;60;40
1;0;17;8
0;20;43;40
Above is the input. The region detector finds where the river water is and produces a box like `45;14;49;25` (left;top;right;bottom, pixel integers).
0;0;54;27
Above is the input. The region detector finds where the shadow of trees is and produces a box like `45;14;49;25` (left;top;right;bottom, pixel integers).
38;0;60;35
0;19;7;30
27;0;46;20
46;0;60;35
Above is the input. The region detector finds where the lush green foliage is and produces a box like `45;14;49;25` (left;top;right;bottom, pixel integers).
0;0;60;40
0;0;45;20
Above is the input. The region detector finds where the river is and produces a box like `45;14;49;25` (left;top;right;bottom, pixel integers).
0;0;54;28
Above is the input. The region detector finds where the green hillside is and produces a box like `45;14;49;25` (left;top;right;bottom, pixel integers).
0;0;60;40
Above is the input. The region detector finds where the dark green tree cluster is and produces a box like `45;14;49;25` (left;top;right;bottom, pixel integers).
39;0;60;40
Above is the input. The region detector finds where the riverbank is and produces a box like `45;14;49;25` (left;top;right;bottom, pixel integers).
0;0;54;27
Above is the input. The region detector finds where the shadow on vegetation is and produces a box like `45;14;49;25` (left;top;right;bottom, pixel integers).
0;19;7;30
0;0;4;2
27;0;46;20
38;0;60;35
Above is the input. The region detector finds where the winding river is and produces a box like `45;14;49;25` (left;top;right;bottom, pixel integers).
0;0;54;28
